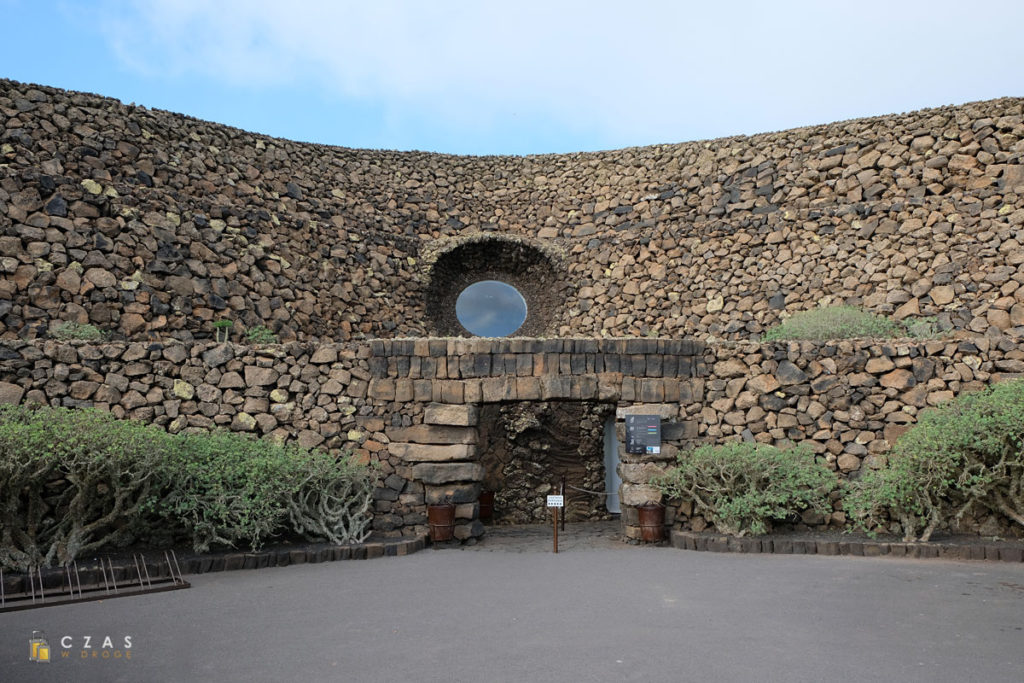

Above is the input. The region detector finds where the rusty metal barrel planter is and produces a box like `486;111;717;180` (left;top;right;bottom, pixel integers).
637;504;666;542
478;491;495;522
427;503;456;542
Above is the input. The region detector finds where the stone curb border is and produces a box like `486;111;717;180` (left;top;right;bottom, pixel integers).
179;535;428;575
670;530;1024;563
1;536;429;596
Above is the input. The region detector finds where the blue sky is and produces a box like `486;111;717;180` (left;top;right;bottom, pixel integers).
2;1;1023;156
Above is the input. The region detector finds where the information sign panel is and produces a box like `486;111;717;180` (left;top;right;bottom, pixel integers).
625;415;661;455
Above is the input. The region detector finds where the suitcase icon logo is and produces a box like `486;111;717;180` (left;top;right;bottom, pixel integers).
30;631;50;663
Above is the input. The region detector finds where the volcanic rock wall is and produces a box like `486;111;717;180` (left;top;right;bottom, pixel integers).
1;79;1023;342
3;335;1022;539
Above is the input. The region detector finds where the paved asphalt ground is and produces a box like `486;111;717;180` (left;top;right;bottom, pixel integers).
2;522;1023;682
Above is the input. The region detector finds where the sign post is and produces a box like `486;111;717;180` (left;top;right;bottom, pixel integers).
546;494;564;553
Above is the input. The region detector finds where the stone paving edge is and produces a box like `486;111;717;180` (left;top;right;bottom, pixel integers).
670;530;1024;562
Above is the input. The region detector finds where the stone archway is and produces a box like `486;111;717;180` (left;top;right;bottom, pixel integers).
374;336;707;541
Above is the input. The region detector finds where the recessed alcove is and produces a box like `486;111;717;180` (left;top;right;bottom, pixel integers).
476;401;616;524
423;235;565;337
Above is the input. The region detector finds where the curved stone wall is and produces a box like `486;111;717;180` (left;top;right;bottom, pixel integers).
2;79;1023;342
3;335;1021;539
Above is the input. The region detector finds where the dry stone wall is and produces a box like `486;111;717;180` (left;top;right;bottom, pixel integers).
3;335;1022;540
2;79;1023;342
0;337;706;540
3;78;1024;542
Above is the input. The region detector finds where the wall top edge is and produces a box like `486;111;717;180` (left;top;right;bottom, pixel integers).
0;335;1018;356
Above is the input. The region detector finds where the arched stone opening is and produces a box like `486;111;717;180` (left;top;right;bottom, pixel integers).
423;235;566;337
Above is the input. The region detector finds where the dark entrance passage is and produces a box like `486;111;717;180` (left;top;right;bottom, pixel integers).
476;401;616;524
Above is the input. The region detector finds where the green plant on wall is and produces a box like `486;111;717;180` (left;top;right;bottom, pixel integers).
52;321;107;341
904;316;940;339
763;306;941;341
246;325;278;344
212;319;233;343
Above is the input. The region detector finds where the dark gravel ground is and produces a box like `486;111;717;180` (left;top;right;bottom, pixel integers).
3;521;1024;683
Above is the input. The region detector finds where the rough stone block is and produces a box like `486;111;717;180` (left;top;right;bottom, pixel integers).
439;381;464;404
775;360;807;386
412;462;484;484
386;424;478;444
640;379;664;402
424;403;478;426
619;462;666;485
616;403;677;419
880;369;915;389
999;547;1023;562
714;359;748;378
395;379;414;402
593;373;619;401
516;376;542;400
541;375;571;400
413;380;433;402
707;536;729;553
662;421;698;440
0;381;25;405
481;377;516;402
366;378;395;401
244;366;279;387
620;483;663;506
390;443;476;462
310;347;338;364
425;483;481;504
817;541;840;556
463;380;482;403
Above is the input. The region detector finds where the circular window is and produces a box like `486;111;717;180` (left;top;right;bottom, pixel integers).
455;280;528;337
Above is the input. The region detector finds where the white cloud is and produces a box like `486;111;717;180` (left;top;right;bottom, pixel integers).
94;0;1024;150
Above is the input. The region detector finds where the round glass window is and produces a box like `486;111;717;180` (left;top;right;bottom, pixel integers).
455;280;528;337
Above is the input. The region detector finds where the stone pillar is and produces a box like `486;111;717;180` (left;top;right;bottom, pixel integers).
615;404;698;540
389;402;486;541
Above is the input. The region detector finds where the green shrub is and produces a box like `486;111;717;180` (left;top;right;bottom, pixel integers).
245;325;278;344
653;442;836;536
845;380;1024;542
762;306;937;341
157;431;302;552
0;407;378;570
52;321;107;341
0;406;172;571
158;432;377;553
287;450;375;545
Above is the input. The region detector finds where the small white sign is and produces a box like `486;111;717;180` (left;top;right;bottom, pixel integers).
546;495;564;508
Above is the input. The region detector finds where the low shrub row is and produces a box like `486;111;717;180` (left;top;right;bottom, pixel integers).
654;380;1024;542
0;406;376;572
